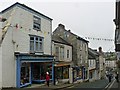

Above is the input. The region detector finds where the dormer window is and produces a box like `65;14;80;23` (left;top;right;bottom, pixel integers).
33;16;41;31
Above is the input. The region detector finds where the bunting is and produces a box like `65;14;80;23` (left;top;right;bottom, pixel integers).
84;37;114;41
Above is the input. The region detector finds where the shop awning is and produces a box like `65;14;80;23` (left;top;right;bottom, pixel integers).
55;62;71;67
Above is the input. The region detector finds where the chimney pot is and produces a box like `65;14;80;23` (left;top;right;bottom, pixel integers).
58;24;65;29
98;47;102;53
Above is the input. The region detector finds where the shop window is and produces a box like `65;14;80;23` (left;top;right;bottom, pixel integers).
89;72;92;79
32;63;52;81
20;62;30;85
55;67;62;79
63;66;69;79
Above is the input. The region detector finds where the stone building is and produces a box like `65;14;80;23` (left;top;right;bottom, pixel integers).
53;24;89;81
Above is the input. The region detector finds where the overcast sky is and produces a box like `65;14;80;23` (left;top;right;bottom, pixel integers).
0;0;116;52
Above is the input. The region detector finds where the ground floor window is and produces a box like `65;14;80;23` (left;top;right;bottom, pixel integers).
20;62;30;85
89;71;92;79
55;65;69;79
78;69;82;79
32;62;52;80
73;69;77;81
85;70;88;79
63;66;69;79
73;68;82;81
55;67;62;79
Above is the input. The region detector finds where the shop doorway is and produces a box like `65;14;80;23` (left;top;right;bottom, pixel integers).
32;62;52;83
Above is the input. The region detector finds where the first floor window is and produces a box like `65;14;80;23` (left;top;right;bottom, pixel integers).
67;50;69;58
30;35;44;52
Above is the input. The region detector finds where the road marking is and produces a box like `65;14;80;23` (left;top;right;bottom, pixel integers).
103;79;116;90
104;83;111;89
107;79;116;90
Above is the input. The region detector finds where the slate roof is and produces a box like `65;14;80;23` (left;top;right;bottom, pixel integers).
52;35;72;46
88;48;99;59
53;24;89;43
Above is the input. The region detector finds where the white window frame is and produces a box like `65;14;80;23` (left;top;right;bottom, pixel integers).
30;35;44;53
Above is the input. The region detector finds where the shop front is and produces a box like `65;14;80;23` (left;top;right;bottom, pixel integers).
15;53;54;88
54;62;70;83
72;66;82;82
32;62;52;83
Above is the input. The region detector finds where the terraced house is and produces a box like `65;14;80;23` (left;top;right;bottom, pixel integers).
0;2;54;88
52;35;73;84
53;24;89;82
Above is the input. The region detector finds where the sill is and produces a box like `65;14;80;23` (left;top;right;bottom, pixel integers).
30;51;43;53
20;83;31;88
33;28;41;31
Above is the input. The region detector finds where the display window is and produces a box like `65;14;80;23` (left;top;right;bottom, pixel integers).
55;67;62;79
20;62;30;85
63;66;69;79
55;66;69;79
32;62;52;81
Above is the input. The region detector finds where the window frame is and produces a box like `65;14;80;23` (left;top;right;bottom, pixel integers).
67;50;69;58
33;16;41;31
30;35;44;53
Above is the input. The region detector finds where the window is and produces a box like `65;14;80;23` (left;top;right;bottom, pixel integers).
20;62;30;85
55;47;59;61
33;16;41;30
67;50;69;58
32;63;52;80
60;47;64;60
30;35;44;52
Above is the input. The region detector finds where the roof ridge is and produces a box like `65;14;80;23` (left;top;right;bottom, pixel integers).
0;2;52;20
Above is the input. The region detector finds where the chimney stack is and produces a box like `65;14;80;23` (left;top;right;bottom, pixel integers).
58;24;65;29
98;47;102;53
68;30;71;32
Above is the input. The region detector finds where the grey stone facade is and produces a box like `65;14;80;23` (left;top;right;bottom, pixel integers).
53;24;89;68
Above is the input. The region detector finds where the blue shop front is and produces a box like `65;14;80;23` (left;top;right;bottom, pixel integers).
15;53;54;88
72;66;87;82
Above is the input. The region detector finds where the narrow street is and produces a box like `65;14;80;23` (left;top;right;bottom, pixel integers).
104;79;119;90
61;79;109;90
2;79;120;90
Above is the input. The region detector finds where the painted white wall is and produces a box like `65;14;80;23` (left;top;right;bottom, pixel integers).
0;7;16;88
0;16;2;88
1;5;52;88
2;27;16;87
0;46;2;89
105;60;117;68
10;6;52;54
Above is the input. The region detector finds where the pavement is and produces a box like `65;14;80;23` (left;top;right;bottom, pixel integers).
2;79;111;90
24;79;109;90
25;82;74;90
